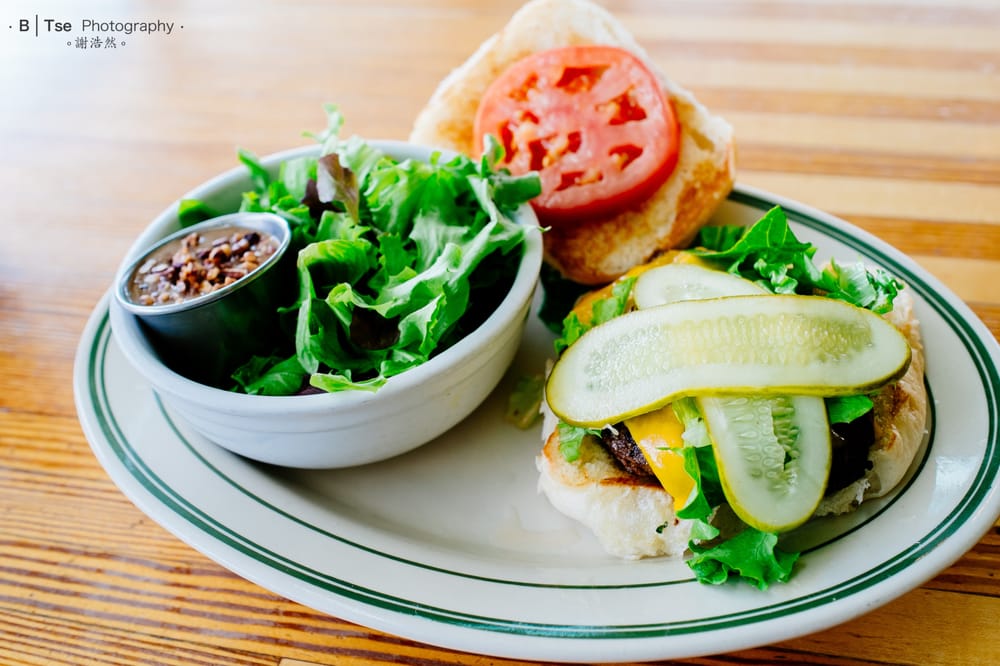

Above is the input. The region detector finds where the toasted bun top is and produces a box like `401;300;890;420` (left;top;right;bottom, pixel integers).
409;0;735;285
411;0;664;155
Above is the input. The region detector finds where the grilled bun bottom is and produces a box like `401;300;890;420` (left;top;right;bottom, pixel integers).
536;417;693;559
408;0;735;285
536;289;927;559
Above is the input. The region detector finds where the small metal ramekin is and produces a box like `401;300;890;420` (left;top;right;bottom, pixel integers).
114;211;295;387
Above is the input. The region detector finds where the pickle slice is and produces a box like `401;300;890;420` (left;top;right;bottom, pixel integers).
633;263;830;529
546;294;911;427
699;395;830;532
633;263;765;308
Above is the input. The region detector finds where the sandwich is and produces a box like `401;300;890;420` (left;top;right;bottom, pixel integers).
409;0;734;285
409;0;927;589
537;206;928;588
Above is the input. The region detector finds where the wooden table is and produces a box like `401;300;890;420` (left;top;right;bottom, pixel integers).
3;1;998;663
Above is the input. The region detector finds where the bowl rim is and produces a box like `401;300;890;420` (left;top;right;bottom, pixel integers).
110;140;543;414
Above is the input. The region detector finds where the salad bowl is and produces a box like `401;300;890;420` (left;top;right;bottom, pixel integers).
109;140;543;468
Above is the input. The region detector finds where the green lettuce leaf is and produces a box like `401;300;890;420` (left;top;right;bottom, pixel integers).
553;276;635;355
505;374;545;429
177;199;217;228
238;147;271;193
676;444;727;522
670;398;725;520
557;422;601;463
692;206;903;314
687;528;799;590
669;397;800;589
821;257;902;315
686;518;720;542
826;394;875;424
231;355;308;396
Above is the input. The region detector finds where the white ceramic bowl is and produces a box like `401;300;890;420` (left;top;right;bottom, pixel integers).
109;141;543;468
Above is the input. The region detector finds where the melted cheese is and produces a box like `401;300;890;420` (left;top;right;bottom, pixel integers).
570;251;712;324
624;406;696;510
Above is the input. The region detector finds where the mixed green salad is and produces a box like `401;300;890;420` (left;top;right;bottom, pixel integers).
180;106;540;394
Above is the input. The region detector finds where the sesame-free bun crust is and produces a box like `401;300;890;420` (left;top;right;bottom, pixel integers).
409;0;735;285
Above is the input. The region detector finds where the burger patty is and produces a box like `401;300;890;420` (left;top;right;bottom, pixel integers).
828;411;875;492
601;424;655;478
601;413;876;496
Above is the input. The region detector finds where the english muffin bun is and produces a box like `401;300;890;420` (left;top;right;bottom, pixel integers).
409;0;735;285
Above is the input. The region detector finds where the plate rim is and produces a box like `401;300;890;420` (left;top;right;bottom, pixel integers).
74;183;1000;661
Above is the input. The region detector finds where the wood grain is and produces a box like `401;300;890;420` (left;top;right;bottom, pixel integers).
2;0;998;664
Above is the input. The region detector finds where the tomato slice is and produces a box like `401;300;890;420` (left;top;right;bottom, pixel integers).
474;45;680;224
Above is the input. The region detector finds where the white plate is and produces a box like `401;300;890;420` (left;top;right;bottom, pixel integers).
74;185;1000;662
